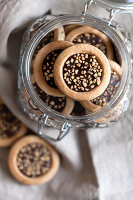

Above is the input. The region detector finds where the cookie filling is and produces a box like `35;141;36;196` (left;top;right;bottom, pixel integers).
73;33;107;55
0;104;21;139
17;143;52;178
91;71;120;106
42;49;62;89
33;83;66;112
33;31;54;57
63;54;103;92
71;101;85;116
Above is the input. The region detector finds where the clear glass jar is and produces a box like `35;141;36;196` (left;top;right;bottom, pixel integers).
18;1;133;141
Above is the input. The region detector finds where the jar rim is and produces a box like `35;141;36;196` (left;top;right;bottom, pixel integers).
21;14;131;125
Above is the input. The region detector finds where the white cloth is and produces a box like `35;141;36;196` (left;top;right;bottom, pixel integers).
0;0;133;199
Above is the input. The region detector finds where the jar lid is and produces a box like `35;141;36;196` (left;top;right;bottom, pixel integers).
96;0;133;11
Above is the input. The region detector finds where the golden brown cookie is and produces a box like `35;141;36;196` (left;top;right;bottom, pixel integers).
81;60;122;112
26;82;75;115
8;135;60;185
64;24;83;35
33;41;74;97
28;74;75;115
24;89;42;116
54;44;111;101
0;99;27;147
66;26;114;60
24;75;41;115
33;31;54;59
54;26;65;41
33;26;65;59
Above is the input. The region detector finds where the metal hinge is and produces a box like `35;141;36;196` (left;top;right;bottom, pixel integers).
82;0;119;26
38;114;71;141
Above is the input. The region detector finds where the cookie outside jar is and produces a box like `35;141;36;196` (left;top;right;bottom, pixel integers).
18;1;132;141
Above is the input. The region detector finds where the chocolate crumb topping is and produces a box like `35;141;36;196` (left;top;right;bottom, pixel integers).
33;83;66;112
0;104;21;139
71;101;85;116
17;143;52;178
33;31;54;58
42;49;62;89
63;53;102;92
73;33;107;55
91;71;120;106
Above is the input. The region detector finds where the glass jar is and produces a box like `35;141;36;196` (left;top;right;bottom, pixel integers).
18;0;133;141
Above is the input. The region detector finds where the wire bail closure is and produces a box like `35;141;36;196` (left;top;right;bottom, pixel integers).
82;0;118;26
82;0;95;16
38;114;71;142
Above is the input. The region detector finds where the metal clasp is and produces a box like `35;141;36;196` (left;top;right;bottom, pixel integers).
82;0;96;16
82;0;119;26
38;114;71;142
107;9;120;26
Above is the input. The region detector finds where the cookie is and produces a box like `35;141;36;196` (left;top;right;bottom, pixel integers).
24;89;42;116
33;26;65;59
54;44;111;101
0;99;27;147
54;26;65;41
25;81;75;115
8;135;60;185
33;41;74;97
29;71;74;115
64;24;83;35
33;82;74;115
81;60;122;112
33;31;54;59
65;26;114;60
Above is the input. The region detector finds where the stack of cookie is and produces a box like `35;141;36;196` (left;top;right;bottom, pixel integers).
0;98;60;185
30;24;122;115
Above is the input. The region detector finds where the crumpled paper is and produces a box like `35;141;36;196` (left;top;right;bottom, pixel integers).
0;0;133;199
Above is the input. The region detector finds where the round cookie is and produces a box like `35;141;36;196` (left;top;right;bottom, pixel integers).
54;44;111;101
33;82;74;115
8;135;60;185
64;24;83;35
33;31;54;59
66;26;114;60
26;83;75;115
24;89;42;116
0;99;27;147
54;26;65;41
33;41;74;97
27;74;75;115
33;26;65;59
81;60;122;112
